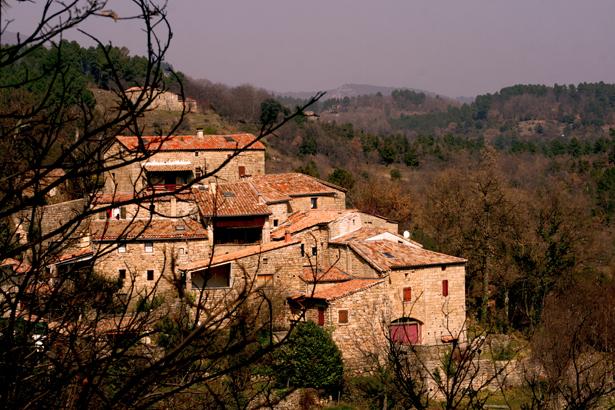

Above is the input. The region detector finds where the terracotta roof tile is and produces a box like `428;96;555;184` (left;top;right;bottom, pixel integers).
271;210;354;239
193;182;271;218
330;227;419;245
249;173;345;201
93;191;193;205
299;279;384;301
179;239;300;272
349;240;466;272
91;218;208;241
0;258;31;273
299;266;351;283
55;247;94;264
116;133;265;151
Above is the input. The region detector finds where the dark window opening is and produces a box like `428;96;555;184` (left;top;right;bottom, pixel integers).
273;219;279;227
195;166;203;179
120;206;127;219
300;244;305;257
147;270;154;281
214;227;261;245
442;280;449;297
441;265;447;271
238;166;246;177
192;264;231;289
119;269;126;281
311;246;317;256
338;309;349;324
383;252;395;259
310;197;318;209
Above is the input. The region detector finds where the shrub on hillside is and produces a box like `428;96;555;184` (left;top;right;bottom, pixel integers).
274;321;344;391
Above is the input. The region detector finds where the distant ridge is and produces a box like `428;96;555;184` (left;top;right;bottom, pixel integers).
277;83;437;101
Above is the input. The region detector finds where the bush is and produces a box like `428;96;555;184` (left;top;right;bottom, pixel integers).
274;321;344;391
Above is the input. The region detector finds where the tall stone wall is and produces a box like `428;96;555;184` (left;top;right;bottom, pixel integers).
388;264;466;345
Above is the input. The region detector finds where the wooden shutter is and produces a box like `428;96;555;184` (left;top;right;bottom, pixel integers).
238;166;246;177
403;287;412;302
317;307;325;326
442;280;449;297
338;310;348;324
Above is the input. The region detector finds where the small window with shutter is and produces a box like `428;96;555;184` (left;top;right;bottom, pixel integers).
403;287;412;302
238;166;246;177
442;280;449;297
338;309;349;324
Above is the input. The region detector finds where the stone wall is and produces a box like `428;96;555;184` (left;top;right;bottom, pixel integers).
94;238;211;298
289;193;345;213
103;143;265;193
387;264;466;345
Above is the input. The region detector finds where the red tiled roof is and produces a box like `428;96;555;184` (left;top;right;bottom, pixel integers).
193;182;271;218
0;258;31;273
179;239;300;272
116;133;265;151
91;218;208;241
329;227;417;245
55;247;94;264
143;161;194;172
271;210;353;239
249;173;345;201
299;266;351;283
300;279;384;301
349;240;466;272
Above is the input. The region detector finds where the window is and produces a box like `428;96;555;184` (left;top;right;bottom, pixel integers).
442;280;449;297
403;287;412;302
147;270;154;281
238;165;246;177
118;243;126;253
300;244;305;257
120;206;127;219
311;246;317;256
195;166;202;179
118;269;126;281
273;219;279;227
178;247;185;255
195;151;199;157
262;257;268;264
338;309;349;324
192;264;231;289
144;242;153;253
310;197;318;209
98;211;106;220
257;273;274;287
441;265;447;271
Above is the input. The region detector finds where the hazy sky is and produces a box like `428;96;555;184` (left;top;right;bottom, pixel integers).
5;0;615;97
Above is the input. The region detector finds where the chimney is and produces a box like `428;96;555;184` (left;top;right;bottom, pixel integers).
196;128;203;137
284;230;292;242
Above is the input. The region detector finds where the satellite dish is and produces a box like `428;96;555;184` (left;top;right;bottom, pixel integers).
403;230;410;239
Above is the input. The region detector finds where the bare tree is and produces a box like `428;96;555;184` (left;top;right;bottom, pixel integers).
0;1;323;408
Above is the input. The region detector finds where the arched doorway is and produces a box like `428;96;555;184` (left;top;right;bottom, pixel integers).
389;317;422;345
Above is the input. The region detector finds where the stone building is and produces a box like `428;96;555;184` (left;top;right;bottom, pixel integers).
102;131;266;199
22;127;468;368
125;87;198;113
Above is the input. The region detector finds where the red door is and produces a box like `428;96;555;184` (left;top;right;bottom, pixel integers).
390;323;419;344
317;307;325;326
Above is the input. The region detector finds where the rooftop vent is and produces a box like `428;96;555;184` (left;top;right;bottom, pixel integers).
224;136;235;143
175;225;186;231
382;252;395;259
223;191;235;198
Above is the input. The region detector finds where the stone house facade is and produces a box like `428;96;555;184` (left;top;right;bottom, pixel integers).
102;131;266;198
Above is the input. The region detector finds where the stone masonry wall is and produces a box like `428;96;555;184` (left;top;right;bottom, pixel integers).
94;238;211;298
387;264;466;345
